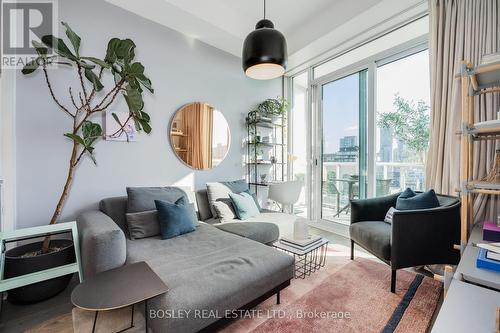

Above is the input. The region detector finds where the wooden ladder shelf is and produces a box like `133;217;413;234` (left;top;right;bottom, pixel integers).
459;61;500;250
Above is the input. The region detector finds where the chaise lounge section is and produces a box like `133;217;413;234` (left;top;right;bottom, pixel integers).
76;189;295;332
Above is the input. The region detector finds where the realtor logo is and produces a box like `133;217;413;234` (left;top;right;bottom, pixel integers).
1;0;57;69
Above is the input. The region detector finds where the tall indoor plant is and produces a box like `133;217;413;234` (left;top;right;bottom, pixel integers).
5;22;154;303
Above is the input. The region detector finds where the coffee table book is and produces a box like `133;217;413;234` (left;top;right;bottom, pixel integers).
280;234;321;247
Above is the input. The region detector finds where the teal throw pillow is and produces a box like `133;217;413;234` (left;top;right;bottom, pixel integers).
228;192;260;220
155;197;196;239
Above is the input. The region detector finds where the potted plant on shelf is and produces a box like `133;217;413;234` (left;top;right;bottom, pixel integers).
246;97;288;163
5;22;154;304
246;97;288;125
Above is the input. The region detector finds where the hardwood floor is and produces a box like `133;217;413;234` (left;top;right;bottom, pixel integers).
0;276;78;332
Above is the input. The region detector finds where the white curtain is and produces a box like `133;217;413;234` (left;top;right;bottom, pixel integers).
426;0;500;221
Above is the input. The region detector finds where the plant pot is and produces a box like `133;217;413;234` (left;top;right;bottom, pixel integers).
4;239;75;304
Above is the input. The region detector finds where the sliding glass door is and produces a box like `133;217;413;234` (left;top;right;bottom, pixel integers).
290;72;309;217
288;43;431;230
319;70;367;225
375;50;430;196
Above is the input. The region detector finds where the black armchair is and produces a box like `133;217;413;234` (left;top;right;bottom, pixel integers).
349;192;460;293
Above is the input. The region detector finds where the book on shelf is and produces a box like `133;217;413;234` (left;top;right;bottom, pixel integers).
483;222;500;242
477;242;500;255
476;248;500;273
486;251;500;262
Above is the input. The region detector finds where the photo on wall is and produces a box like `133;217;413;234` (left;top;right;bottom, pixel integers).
104;111;138;142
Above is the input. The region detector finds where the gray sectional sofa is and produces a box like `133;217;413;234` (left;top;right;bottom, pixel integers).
76;187;296;332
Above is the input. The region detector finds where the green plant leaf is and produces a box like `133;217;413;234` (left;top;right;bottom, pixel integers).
129;62;144;76
64;133;85;145
115;39;136;64
105;38;120;63
41;35;77;60
77;59;95;69
124;86;143;113
61;22;81;57
32;40;48;57
81;56;110;68
111;112;122;126
139;111;150;122
84;68;103;91
21;57;42;74
133;118;142;131
137;74;154;93
82;121;102;147
128;78;140;90
137;118;151;134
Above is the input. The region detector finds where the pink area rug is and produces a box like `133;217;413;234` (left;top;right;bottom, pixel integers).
221;244;442;333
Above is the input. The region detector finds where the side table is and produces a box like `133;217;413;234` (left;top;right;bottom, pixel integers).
272;238;329;278
71;262;168;333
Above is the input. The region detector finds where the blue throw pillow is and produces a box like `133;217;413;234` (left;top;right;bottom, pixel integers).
396;189;440;210
228;192;260;220
155;197;196;239
399;187;416;199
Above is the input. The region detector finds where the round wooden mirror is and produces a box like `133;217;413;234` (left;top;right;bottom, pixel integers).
170;102;230;170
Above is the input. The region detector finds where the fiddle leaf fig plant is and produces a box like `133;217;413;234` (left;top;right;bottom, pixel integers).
22;22;154;253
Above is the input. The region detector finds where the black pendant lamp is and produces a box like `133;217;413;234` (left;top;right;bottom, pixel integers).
242;0;287;80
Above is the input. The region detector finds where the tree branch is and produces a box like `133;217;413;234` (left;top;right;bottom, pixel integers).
42;66;75;118
77;64;89;108
69;87;80;110
108;114;133;139
73;147;86;167
92;78;126;113
78;92;85;107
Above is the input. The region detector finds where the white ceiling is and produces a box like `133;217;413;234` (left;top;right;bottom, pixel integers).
105;0;383;58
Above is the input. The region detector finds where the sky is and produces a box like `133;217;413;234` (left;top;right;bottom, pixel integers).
322;49;430;154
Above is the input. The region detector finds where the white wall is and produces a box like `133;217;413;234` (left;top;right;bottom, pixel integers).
0;68;17;232
15;0;281;228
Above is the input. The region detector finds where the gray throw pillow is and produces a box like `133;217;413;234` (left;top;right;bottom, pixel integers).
126;186;188;213
212;199;237;220
126;210;160;240
125;187;199;240
206;180;249;218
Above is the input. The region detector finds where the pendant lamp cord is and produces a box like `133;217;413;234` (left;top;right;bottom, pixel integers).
263;0;266;19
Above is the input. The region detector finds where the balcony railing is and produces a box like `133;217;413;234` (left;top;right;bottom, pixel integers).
321;161;425;224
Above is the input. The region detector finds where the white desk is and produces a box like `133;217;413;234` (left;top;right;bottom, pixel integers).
432;280;499;333
455;223;500;290
432;222;500;332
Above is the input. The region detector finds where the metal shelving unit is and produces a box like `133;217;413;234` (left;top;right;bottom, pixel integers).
246;118;286;195
459;61;500;247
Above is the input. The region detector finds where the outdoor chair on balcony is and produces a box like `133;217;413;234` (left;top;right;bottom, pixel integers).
349;192;460;293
